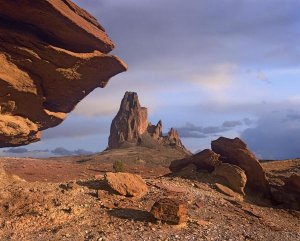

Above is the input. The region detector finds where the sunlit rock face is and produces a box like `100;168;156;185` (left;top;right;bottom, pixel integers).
211;137;269;193
0;0;127;147
108;92;188;152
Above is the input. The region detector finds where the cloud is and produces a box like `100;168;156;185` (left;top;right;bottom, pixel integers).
243;118;255;126
190;63;238;93
3;148;29;154
42;116;110;140
74;0;300;69
241;110;300;159
51;147;94;156
176;119;247;138
0;147;94;158
222;120;243;128
247;69;271;83
70;0;300;121
285;113;300;121
72;0;300;100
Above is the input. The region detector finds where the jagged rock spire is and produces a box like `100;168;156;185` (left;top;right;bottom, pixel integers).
108;92;188;152
108;92;148;149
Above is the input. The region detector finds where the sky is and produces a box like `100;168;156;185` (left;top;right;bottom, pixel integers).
1;0;300;159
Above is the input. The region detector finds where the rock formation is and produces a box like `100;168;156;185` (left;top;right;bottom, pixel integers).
169;149;220;173
108;92;188;152
170;136;269;195
150;198;187;225
213;163;247;195
270;174;300;210
0;0;127;147
211;137;269;193
104;172;148;198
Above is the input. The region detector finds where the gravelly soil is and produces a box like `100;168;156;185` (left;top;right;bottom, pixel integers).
0;153;299;241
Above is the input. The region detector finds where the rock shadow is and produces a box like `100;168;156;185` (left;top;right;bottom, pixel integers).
108;208;155;222
76;179;120;195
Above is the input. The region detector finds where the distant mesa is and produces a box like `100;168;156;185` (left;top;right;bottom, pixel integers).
0;0;127;147
108;92;189;153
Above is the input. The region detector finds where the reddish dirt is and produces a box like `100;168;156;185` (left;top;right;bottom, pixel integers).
0;150;299;241
1;157;169;183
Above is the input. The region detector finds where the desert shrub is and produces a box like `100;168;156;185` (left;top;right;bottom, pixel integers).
135;157;146;164
113;160;125;172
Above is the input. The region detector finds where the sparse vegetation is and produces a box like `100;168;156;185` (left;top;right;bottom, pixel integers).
135;158;146;164
113;160;125;172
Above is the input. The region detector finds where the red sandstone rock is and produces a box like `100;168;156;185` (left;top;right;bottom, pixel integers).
270;174;300;210
148;121;163;140
284;174;300;193
150;198;187;224
215;183;243;201
108;92;188;152
104;172;148;198
213;163;247;195
108;92;148;149
169;149;220;173
211;137;269;193
167;128;185;148
0;0;127;147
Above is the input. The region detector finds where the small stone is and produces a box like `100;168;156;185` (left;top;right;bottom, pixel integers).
150;198;187;225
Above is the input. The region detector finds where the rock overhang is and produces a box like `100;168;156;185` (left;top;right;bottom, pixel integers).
0;0;127;147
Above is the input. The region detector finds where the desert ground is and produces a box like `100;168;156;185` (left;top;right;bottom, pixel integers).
0;147;299;241
1;1;300;241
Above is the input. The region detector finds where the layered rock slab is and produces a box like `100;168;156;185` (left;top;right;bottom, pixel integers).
0;0;127;147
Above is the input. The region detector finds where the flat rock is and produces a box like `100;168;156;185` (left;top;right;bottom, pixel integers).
213;163;247;195
104;172;148;198
0;0;127;147
215;183;243;201
212;137;269;193
150;197;187;224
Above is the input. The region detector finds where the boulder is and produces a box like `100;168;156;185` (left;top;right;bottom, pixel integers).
211;137;269;193
0;0;127;147
213;163;247;195
176;164;198;178
104;172;148;198
108;92;189;152
150;198;187;224
284;174;300;193
170;149;220;173
271;174;300;210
